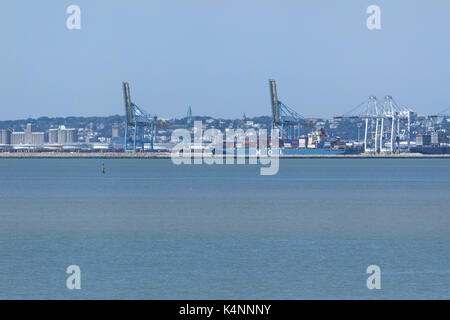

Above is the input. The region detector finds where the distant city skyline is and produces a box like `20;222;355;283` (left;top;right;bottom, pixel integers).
1;1;449;120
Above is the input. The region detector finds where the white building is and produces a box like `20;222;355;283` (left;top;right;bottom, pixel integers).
0;129;11;145
52;125;78;144
11;131;25;145
11;124;46;145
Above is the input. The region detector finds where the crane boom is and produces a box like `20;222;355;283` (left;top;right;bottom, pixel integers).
269;79;280;125
123;82;133;125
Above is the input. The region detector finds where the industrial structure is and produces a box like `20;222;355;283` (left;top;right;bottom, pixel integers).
186;106;193;126
336;95;413;153
268;79;312;140
437;107;449;117
1;80;447;154
123;82;161;152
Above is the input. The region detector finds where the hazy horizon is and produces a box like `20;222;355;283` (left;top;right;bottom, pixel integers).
0;110;445;123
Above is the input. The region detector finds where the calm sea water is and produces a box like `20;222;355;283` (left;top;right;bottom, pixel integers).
0;159;448;299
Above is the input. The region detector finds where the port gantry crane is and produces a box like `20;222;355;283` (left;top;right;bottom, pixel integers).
437;106;450;117
268;79;312;140
123;81;165;152
335;96;413;153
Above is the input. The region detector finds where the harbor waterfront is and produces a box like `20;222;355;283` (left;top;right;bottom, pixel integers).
2;0;450;305
0;152;449;159
0;158;448;299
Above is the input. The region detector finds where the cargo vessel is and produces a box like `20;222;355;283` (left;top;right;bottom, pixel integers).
218;129;361;155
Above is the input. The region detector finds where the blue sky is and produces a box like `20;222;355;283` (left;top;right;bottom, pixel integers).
0;0;449;120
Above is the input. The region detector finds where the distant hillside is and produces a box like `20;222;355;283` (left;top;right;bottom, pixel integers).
0;115;124;132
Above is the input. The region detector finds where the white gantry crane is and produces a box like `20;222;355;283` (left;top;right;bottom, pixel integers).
336;96;413;153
